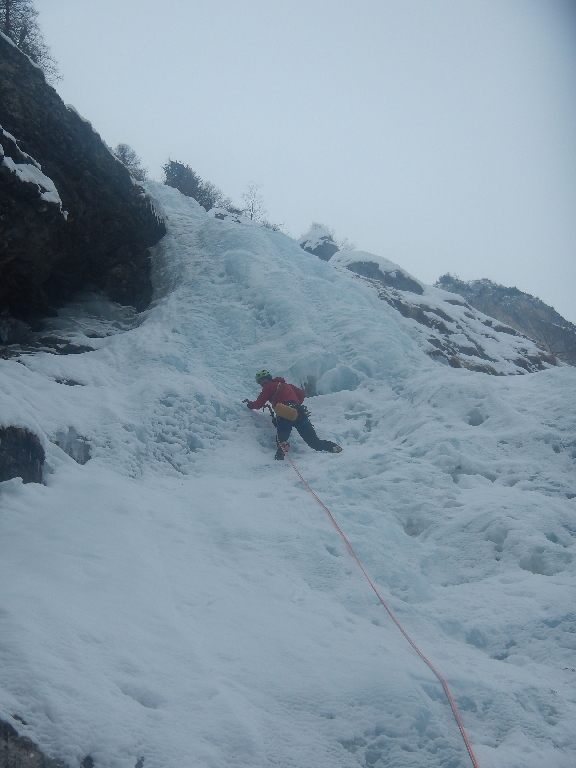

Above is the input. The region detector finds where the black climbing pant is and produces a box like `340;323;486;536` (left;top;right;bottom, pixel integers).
275;403;338;452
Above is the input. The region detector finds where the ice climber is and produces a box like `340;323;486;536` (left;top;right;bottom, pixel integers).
244;370;343;460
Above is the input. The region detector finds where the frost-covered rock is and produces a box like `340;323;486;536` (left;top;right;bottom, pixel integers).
208;206;260;226
0;127;65;212
0;718;65;768
333;251;558;375
437;274;576;366
339;251;425;294
0;33;165;323
298;223;339;261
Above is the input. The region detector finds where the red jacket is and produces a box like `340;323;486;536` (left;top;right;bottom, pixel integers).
247;377;305;410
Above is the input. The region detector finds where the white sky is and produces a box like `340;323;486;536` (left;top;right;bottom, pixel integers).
35;0;576;322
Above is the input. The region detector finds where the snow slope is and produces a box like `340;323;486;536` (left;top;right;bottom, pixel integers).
0;182;575;768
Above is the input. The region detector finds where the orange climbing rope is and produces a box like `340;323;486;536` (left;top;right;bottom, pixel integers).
283;452;481;768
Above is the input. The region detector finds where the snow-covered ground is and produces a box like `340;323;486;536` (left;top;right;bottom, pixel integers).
0;183;575;768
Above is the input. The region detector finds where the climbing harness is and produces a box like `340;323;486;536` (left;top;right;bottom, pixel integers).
267;382;299;421
282;451;481;768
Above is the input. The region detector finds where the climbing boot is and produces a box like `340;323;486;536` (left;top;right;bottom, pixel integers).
331;444;342;453
274;447;285;460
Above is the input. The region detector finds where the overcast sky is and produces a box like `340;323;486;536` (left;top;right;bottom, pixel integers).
35;0;576;322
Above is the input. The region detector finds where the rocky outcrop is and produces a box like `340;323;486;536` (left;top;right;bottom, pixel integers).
346;260;424;295
0;718;141;768
0;32;165;323
331;251;558;375
0;718;66;768
0;427;44;483
298;224;339;261
436;275;576;366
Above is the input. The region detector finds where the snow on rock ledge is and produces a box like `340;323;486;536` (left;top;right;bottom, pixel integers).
332;251;558;375
437;274;576;367
333;250;425;294
298;223;339;261
1;127;66;214
0;33;165;322
0;718;66;768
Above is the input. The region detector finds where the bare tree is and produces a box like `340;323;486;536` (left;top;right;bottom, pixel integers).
114;143;148;182
196;180;233;211
241;183;268;222
337;236;356;251
0;0;61;83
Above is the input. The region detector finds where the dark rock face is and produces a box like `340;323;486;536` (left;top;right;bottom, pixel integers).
436;275;576;366
0;33;165;322
304;238;339;261
0;309;32;344
298;226;339;261
346;261;424;295
0;426;44;483
0;718;66;768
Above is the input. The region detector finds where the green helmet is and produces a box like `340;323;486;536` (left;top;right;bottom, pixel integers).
255;369;271;382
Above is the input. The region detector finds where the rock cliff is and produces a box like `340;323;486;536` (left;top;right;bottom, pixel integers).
0;32;165;324
436;275;576;366
331;252;558;375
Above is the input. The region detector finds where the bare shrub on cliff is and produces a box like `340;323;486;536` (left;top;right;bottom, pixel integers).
196;180;233;212
114;143;148;182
